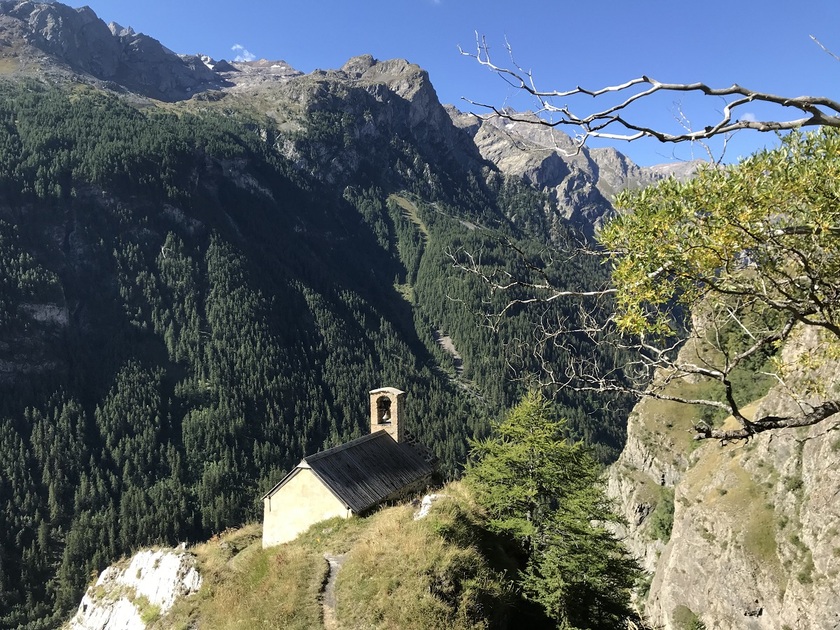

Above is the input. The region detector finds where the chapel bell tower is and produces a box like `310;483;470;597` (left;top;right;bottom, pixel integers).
369;387;406;443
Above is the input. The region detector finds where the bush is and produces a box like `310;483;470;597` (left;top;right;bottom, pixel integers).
647;487;675;542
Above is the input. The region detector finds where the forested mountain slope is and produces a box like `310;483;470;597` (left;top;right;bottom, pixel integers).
0;3;666;627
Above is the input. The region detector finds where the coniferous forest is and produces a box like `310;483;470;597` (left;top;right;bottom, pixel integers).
0;79;628;627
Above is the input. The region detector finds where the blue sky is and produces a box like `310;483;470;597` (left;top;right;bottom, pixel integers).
68;1;840;166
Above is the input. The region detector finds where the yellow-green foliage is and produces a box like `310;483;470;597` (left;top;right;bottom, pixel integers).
605;128;840;339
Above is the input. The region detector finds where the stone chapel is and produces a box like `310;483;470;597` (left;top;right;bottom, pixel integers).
261;387;435;548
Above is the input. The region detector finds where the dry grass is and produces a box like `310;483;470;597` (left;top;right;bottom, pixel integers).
157;523;324;630
635;380;717;453
0;58;21;74
198;544;325;630
156;485;512;629
335;497;510;630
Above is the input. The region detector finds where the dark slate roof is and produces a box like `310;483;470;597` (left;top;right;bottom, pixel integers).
284;431;434;513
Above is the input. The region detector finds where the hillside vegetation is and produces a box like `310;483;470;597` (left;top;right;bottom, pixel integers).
0;76;630;627
125;480;633;629
68;391;641;630
148;485;525;630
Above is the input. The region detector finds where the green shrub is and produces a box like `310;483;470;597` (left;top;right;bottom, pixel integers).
648;487;675;542
672;604;706;630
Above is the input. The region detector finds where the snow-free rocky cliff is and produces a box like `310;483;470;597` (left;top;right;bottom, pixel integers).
0;1;224;100
66;548;201;630
448;109;700;234
0;2;697;238
608;326;840;630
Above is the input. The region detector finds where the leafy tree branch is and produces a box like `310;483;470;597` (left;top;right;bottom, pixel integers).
455;128;840;441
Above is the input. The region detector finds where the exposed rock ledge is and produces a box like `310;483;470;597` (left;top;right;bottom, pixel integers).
66;548;202;630
608;326;840;629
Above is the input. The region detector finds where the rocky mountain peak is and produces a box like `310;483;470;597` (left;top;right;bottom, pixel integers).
358;57;449;134
460;111;701;232
340;53;377;77
0;0;225;100
0;1;686;236
107;21;134;39
7;0;121;75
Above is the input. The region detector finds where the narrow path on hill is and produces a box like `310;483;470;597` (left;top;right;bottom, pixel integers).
322;553;347;629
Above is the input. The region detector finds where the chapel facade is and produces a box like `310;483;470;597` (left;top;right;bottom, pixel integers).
261;387;435;548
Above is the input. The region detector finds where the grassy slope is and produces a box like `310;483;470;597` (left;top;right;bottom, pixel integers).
156;483;518;630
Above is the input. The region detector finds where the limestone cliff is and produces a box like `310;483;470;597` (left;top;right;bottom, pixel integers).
66;548;202;630
448;109;701;234
608;328;840;629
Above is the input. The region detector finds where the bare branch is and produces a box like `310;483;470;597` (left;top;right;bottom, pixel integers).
810;35;840;63
452;62;840;444
461;34;840;149
695;399;840;440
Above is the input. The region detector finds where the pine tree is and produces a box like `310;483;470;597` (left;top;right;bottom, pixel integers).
466;391;641;629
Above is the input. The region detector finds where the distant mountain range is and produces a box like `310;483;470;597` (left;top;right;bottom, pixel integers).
0;0;698;231
0;2;699;626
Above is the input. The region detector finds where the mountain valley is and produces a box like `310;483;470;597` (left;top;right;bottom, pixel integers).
0;3;837;630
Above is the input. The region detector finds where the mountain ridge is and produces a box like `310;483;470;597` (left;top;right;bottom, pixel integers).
0;1;693;234
0;3;700;628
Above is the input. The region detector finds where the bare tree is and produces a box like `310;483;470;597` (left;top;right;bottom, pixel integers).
460;35;840;151
456;41;840;442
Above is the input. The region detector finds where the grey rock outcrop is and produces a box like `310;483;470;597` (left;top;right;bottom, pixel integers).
0;1;225;100
221;54;480;189
66;547;202;630
453;111;701;233
14;1;120;76
608;327;840;629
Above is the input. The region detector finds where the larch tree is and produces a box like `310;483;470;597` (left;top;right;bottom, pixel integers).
457;37;840;442
466;391;642;628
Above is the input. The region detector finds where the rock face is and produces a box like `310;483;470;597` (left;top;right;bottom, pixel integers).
0;1;225;100
608;328;840;629
213;53;483;191
66;548;202;630
450;110;701;233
